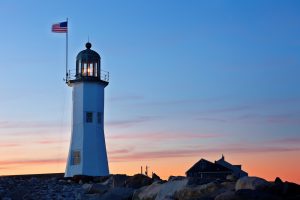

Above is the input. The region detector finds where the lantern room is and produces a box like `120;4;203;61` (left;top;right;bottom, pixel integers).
75;42;101;80
67;42;109;85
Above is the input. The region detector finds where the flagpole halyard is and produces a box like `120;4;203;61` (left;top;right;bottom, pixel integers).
66;18;69;83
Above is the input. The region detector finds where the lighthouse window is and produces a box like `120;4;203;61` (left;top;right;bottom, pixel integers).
77;60;81;75
86;112;93;123
72;150;81;165
94;63;98;77
97;112;103;124
83;63;87;76
88;63;93;76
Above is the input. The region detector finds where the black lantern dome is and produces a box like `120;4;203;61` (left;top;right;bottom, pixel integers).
75;42;101;81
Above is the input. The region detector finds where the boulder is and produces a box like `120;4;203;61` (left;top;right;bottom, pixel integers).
73;175;94;183
125;174;153;189
235;176;271;191
235;189;281;200
226;174;237;182
112;174;130;188
275;177;283;184
133;182;163;200
221;181;235;190
133;179;188;200
155;179;188;200
82;183;92;192
93;176;110;183
187;177;216;186
99;187;134;200
283;181;300;196
83;183;109;194
215;191;237;200
168;176;186;182
152;173;162;182
216;189;282;200
97;174;129;188
175;181;224;200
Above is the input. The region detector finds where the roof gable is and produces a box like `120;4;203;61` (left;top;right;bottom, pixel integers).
186;158;231;174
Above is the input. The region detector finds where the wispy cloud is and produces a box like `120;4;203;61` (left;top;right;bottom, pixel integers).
0;158;65;166
108;145;300;162
107;116;159;128
194;111;300;125
0;121;65;129
0;143;20;147
108;148;134;154
267;137;300;145
195;105;253;115
137;97;224;107
36;139;69;144
109;95;144;102
108;132;221;140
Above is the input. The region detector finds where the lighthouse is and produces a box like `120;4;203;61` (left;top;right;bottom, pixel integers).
65;42;109;177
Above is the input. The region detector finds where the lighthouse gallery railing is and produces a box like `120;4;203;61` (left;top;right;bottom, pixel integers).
66;69;109;83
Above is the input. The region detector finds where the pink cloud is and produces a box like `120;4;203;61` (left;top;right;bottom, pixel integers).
0;143;20;147
107;116;158;128
0;158;65;166
108;132;221;140
36;139;69;144
108;145;300;162
267;137;300;145
108;148;133;154
0;121;65;129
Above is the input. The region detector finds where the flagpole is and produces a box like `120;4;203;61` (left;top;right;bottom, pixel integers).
66;18;69;83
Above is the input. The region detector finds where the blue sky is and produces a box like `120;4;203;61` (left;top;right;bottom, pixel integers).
0;0;300;182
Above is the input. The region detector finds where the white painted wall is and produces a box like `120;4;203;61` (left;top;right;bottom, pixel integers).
65;81;109;177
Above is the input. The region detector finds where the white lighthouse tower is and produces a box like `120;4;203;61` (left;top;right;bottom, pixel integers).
65;42;109;177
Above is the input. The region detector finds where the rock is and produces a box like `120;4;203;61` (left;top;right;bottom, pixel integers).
82;193;102;200
168;176;186;182
175;181;223;200
82;183;93;192
133;179;189;200
109;174;130;188
93;176;110;183
133;182;163;200
215;191;237;200
283;181;300;196
125;174;152;189
152;173;162;182
226;174;237;182
73;175;94;183
187;177;214;186
275;177;283;184
155;179;188;200
235;189;281;200
221;181;235;191
235;176;271;191
99;187;134;200
59;179;67;183
86;183;109;194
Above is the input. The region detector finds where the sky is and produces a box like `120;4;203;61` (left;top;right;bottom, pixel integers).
0;0;300;183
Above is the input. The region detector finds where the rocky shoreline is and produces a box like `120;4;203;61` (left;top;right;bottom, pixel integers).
0;173;299;200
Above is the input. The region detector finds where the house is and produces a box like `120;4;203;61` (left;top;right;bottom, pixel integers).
186;155;248;179
215;155;248;178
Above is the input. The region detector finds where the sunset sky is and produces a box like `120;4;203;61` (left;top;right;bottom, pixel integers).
0;1;300;183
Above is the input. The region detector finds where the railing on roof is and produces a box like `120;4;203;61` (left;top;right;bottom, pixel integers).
66;69;109;83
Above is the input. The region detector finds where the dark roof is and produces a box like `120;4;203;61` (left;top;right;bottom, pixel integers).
186;159;232;174
76;42;100;61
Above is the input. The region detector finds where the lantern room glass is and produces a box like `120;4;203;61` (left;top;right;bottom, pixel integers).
76;61;100;78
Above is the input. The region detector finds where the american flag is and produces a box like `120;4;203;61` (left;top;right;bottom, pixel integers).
52;21;68;33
